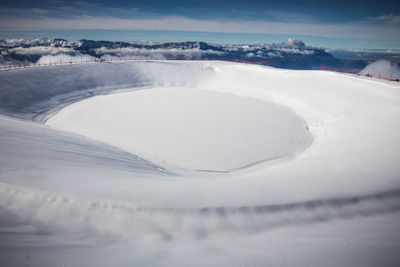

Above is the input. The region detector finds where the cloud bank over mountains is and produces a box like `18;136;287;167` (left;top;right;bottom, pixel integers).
1;37;399;73
0;38;374;71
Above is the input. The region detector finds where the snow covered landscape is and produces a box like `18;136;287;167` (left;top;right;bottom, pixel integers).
1;0;400;265
2;38;395;72
0;60;400;266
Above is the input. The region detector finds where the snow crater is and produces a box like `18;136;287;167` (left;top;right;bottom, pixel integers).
46;87;312;172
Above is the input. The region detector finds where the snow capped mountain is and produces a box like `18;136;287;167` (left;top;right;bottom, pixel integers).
0;38;367;70
0;38;69;48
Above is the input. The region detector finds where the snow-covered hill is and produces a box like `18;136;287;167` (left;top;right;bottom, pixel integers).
0;61;399;266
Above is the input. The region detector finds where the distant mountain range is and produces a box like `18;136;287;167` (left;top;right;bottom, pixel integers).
1;38;397;71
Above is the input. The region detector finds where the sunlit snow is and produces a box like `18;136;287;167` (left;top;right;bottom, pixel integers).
0;61;399;266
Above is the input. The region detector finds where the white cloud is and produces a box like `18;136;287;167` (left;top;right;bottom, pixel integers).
267;51;282;57
279;47;314;55
360;59;400;79
94;46;222;56
0;15;399;41
9;46;73;55
29;8;49;14
99;53;167;60
375;14;400;24
282;38;305;49
37;53;94;64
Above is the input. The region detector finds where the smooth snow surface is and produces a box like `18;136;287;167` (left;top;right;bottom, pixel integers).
46;87;312;172
1;61;400;267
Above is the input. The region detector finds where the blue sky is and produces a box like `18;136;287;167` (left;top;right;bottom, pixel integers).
0;0;399;49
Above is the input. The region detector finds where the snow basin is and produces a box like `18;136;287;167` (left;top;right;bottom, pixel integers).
46;87;312;172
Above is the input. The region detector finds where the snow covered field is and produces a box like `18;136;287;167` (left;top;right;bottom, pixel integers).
0;61;400;266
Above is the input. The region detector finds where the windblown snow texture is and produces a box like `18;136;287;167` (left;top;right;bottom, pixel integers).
0;61;400;267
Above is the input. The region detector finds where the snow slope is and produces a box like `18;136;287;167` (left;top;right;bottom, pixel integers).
0;61;400;266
